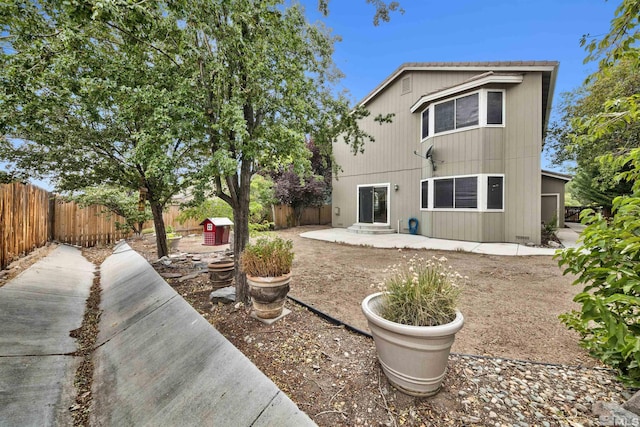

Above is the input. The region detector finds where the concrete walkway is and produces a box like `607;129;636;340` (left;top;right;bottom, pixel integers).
92;242;314;426
0;245;94;426
300;226;583;256
0;243;314;426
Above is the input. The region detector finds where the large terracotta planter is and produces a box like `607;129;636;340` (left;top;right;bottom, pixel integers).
362;292;464;397
208;258;235;290
247;273;291;319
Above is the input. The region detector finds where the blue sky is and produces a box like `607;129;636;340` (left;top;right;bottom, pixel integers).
297;0;619;171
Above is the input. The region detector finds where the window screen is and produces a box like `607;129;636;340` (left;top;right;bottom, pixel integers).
487;91;503;125
454;177;478;208
434;100;454;133
487;176;504;209
434;179;454;208
421;180;429;209
421;109;429;139
455;93;479;129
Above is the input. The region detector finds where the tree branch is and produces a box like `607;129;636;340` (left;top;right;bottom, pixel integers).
104;21;180;68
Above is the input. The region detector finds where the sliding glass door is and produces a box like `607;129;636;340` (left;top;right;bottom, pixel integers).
358;185;388;224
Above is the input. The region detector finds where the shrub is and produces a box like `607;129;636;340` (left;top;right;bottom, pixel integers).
240;236;294;277
556;149;640;387
377;255;463;327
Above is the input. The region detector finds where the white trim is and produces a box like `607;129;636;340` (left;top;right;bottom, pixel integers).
482;89;506;127
420;89;506;142
356;183;391;226
410;75;522;113
542;193;561;226
361;64;555;107
420;174;505;212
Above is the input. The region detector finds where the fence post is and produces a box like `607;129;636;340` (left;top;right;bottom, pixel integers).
48;194;55;242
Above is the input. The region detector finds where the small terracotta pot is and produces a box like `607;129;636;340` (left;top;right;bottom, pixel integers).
208;259;234;289
247;273;291;319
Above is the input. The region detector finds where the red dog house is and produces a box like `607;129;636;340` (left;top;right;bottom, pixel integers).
199;217;233;246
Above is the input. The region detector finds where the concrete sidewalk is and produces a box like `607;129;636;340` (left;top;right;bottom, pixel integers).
92;242;314;426
1;243;314;426
300;226;582;256
0;245;94;426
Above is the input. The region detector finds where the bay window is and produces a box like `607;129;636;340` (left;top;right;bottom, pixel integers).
420;89;505;141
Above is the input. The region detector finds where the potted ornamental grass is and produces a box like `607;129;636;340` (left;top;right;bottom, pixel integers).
240;236;294;319
362;255;465;397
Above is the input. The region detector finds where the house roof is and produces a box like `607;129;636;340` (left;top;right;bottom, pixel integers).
541;170;572;182
199;217;234;226
359;61;559;135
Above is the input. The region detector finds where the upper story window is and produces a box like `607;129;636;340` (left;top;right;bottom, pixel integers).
420;89;505;141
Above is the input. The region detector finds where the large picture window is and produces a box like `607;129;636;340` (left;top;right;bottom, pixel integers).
420;89;505;140
420;174;504;211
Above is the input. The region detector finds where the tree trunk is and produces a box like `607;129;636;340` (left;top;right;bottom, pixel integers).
231;161;253;305
233;203;250;304
150;201;168;258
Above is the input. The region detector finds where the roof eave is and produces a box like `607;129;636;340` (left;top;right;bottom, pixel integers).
409;74;524;113
358;62;559;107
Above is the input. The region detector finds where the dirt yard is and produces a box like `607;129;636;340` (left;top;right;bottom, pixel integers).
115;227;630;426
158;225;591;366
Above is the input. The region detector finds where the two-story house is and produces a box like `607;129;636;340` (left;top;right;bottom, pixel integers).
332;61;565;245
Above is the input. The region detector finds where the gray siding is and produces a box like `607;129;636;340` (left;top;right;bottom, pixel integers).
541;175;567;228
504;73;542;244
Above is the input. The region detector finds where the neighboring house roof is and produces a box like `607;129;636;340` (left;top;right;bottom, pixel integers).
359;61;559;135
541;170;572;182
199;217;234;226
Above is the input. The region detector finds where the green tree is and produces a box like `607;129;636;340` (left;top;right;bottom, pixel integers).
317;0;404;26
0;1;203;257
2;0;380;303
558;151;640;387
557;0;640;386
547;58;639;208
71;186;153;235
173;0;375;302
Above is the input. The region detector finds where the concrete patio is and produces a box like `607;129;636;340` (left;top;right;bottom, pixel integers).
300;224;583;256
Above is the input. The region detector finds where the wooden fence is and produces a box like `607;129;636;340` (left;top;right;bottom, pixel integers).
0;183;51;270
272;204;332;229
143;205;202;233
52;200;131;247
1;181;332;270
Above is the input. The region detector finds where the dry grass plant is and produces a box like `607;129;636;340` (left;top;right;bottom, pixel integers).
240;236;294;277
377;255;464;327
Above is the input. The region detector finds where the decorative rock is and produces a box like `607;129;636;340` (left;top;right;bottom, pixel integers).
160;272;182;278
593;401;640;426
623;390;640;416
178;271;205;282
210;286;236;303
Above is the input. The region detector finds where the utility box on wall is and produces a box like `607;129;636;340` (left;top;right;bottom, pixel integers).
199;217;233;246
